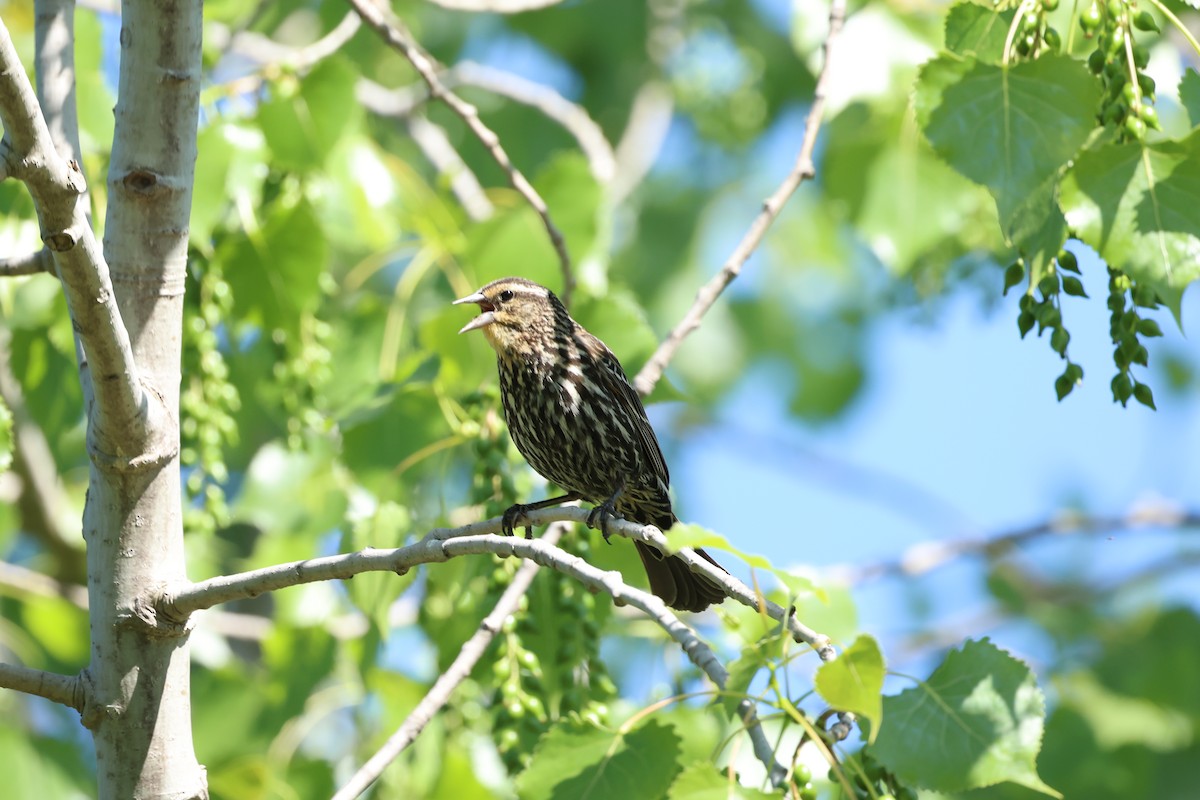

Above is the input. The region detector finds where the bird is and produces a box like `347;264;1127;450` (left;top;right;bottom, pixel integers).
454;276;727;612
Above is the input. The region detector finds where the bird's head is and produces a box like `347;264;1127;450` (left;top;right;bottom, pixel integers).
453;277;566;358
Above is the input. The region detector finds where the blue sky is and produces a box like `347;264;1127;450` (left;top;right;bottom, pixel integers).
666;263;1199;672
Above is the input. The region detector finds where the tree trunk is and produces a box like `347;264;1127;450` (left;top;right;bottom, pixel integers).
83;0;206;796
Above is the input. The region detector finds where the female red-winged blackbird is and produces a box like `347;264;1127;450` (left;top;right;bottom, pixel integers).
455;277;726;612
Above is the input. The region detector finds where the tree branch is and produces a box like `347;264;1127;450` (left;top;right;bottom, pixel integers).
633;0;847;395
346;0;576;305
425;0;565;10
0;20;150;455
833;502;1200;586
403;113;495;221
333;524;566;800
0;247;52;276
0;661;85;711
162;507;832;788
0;329;85;580
217;10;362;73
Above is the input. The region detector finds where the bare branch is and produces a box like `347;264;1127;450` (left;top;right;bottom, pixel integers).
425;0;565;10
447;62;615;183
834;501;1200;586
161;507;833;787
0;20;150;454
347;0;576;305
34;0;84;165
215;11;362;73
611;81;674;205
404;113;495;221
0;661;85;711
0;329;83;577
0;247;52;276
634;0;848;395
0;559;89;607
334;524;566;800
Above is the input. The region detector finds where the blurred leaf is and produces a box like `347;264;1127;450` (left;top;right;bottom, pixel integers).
666;762;779;799
192;122;268;249
341;502;417;634
233;440;344;538
223;197;329;337
1179;68;1200;129
0;396;11;473
1060;132;1200;321
874;638;1059;797
257;58;363;172
517;720;682;800
74;11;115;153
1055;671;1191;752
0;727;93;800
815;634;885;740
23;596;89;666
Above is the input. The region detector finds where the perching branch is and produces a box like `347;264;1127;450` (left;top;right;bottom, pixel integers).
347;0;576;305
333;524;567;800
163;510;798;787
633;0;847;395
0;661;85;712
0;19;150;455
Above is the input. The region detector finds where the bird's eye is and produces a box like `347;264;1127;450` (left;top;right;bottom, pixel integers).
498;290;514;303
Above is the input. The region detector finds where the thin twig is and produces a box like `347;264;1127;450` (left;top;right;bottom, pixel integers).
832;502;1200;586
0;248;52;276
446;61;614;182
633;0;847;395
0;661;84;711
404;113;495;221
347;0;575;305
425;0;564;10
0;329;83;578
333;524;566;800
216;10;362;73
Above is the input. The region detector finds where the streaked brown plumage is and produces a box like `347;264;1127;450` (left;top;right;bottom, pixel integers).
455;277;726;612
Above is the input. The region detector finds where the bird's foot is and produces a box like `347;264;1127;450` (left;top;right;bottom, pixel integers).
501;503;534;539
586;501;621;544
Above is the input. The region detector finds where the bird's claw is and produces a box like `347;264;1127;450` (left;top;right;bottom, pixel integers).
586;503;618;544
501;504;533;539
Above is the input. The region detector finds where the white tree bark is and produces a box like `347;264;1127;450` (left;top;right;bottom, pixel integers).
85;0;205;796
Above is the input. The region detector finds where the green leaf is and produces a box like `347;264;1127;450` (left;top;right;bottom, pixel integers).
191;122;268;250
721;634;780;717
1056;671;1191;752
257;58;363;172
944;3;1017;63
340;502;417;635
1179;68;1200;129
1005;176;1067;282
223;197;329;337
1060;132;1200;321
0;395;11;473
873;638;1060;797
815;634;885;740
666;762;779;799
918;55;1100;223
517;720;682;800
0;727;93;800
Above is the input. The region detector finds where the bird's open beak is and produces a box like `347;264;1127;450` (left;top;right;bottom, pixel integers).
453;291;495;334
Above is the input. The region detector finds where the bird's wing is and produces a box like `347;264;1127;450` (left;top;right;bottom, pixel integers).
583;332;671;486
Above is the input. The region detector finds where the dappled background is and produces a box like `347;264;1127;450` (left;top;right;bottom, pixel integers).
1;0;1199;797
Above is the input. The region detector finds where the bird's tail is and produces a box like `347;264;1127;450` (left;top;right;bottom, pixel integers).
635;540;728;613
